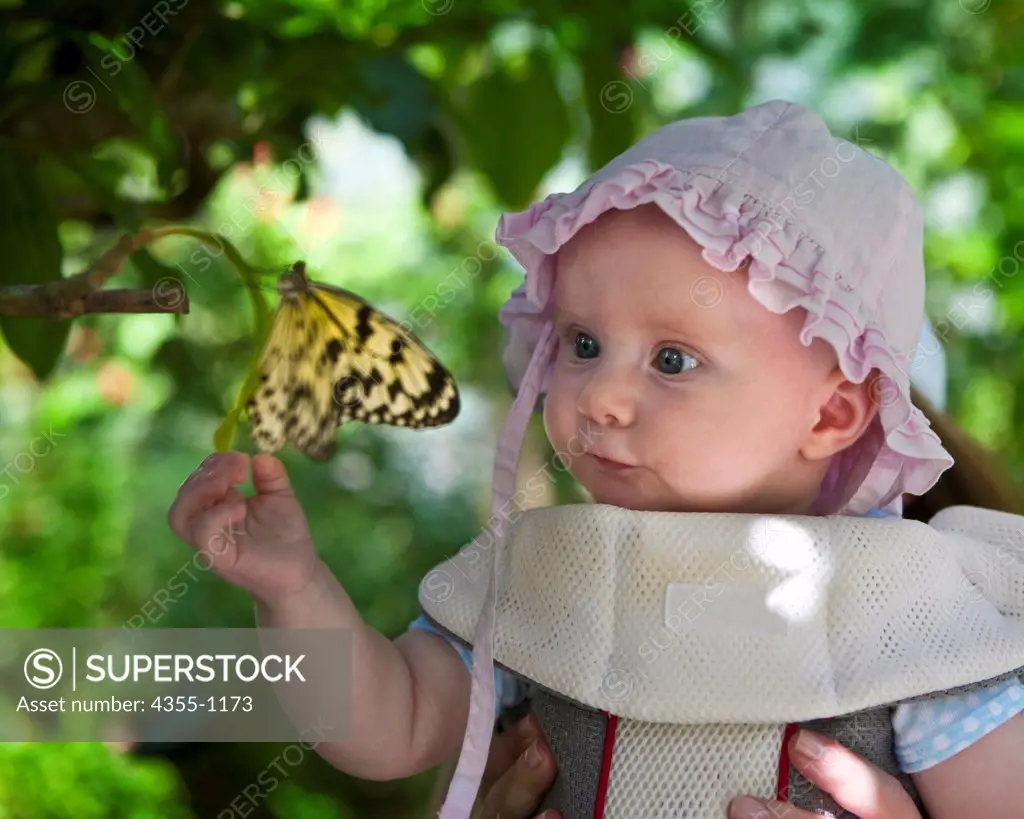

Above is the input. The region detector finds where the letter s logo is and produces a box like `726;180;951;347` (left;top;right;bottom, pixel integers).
24;649;63;689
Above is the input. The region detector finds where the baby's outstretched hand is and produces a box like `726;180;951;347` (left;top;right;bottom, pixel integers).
168;452;318;607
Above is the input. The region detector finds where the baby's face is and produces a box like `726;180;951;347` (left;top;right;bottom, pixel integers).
543;205;841;514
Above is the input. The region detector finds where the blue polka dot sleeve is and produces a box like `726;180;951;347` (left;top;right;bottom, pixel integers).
893;676;1024;772
864;507;1024;772
406;615;525;719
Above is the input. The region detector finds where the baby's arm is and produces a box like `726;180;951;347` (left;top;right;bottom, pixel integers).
255;563;472;779
168;452;471;781
910;710;1024;818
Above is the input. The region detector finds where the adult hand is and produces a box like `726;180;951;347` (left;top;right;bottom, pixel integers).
471;714;560;819
727;728;923;819
468;722;922;819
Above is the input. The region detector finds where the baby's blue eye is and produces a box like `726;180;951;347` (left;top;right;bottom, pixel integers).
656;346;697;374
574;332;599;359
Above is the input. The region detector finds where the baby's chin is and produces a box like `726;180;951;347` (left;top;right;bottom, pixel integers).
572;459;758;513
579;473;748;514
581;480;696;513
583;480;809;515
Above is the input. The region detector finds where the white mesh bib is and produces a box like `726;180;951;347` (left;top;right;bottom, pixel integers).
420;504;1024;722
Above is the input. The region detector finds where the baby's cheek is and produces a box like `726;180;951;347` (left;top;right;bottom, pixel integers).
660;427;766;489
541;386;569;452
667;448;741;490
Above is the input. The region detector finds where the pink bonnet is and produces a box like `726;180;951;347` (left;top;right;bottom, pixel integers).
496;98;953;515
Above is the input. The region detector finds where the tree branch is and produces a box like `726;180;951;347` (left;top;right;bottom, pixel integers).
0;228;193;319
0;284;188;319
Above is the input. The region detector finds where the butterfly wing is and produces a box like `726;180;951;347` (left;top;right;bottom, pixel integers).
245;295;346;461
245;279;459;461
308;282;460;430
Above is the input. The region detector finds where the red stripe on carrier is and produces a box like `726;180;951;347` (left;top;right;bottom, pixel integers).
593;712;618;819
776;722;799;801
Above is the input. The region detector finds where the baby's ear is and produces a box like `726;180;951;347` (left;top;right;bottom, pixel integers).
801;369;880;461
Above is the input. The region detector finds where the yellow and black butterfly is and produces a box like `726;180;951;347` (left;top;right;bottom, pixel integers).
245;261;460;461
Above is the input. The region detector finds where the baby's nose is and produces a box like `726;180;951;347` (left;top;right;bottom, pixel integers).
576;369;637;427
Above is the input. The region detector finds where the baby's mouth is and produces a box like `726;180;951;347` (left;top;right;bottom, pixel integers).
589;453;637;471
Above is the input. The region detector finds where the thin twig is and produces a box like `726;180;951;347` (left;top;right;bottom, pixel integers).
71;228;158;291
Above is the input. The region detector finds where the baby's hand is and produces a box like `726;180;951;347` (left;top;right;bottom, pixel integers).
168;452;318;607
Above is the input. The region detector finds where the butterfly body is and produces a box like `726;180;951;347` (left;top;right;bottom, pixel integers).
246;262;460;461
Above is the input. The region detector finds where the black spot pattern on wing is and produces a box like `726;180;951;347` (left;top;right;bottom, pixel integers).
324;338;343;365
354;305;374;351
246;262;461;460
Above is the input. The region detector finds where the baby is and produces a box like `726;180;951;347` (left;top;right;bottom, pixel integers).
168;101;1024;818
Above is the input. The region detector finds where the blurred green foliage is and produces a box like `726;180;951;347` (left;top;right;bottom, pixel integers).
0;0;1022;816
0;743;191;819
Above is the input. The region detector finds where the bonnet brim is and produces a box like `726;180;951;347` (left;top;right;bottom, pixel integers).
496;159;953;515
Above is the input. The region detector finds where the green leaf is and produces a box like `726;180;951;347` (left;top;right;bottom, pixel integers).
216;269;275;454
846;3;933;66
126;248;189;327
351;53;436;149
151;336;227;416
410;122;456;209
0;24;54;86
580;43;638;172
142;226;273;452
0;144;69;381
74;32;181;194
986;104;1024;149
59;151;140;229
214;291;274;454
457;47;571;209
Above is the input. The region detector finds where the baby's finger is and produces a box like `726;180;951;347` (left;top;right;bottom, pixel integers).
188;491;247;575
252;453;295;498
168;453;249;538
